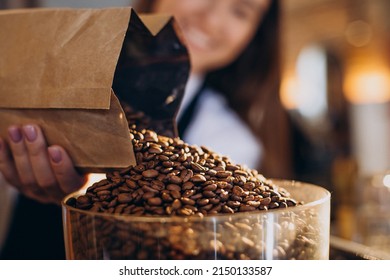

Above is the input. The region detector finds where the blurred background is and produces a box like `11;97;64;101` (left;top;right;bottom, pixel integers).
1;0;390;259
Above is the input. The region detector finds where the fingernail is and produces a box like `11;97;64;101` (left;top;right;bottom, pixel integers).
8;126;22;143
48;146;62;163
23;125;37;142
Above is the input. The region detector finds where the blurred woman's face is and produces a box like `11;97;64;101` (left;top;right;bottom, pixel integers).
152;0;270;75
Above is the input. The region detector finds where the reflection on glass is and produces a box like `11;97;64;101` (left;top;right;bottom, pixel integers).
355;171;390;252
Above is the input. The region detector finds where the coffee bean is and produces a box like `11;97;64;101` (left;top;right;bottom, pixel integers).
182;181;194;190
168;175;182;184
232;186;245;196
117;193;133;204
134;164;146;173
202;190;216;198
203;184;217;191
182;190;196;198
222;205;234;214
247;200;261;207
191;174;207;184
216;171;232;178
161;192;173;202
143;190;156;200
147;197;162;206
180;169;193;182
181;197;195;206
167;184;181;192
239;205;256;212
142;169;159;178
171;199;182;209
148;146;163;154
197;198;209;206
190;162;206;172
170;190;181;199
260;197;272;206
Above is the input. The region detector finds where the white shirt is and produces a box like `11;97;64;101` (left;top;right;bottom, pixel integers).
177;75;263;169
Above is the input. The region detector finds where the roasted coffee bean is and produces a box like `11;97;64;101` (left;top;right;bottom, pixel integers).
227;200;241;208
202;190;216;198
167;184;181;192
181;197;195;206
142;192;156;200
161;192;173;202
147;197;163;206
142;169;159;178
177;208;193;216
182;181;194;190
269;202;279;209
190;162;206;172
168;175;182;184
239;205;256;212
180;169;193;182
182;190;196;198
134;164;146;173
191;174;207;184
170;190;181;199
148;146;163;154
207;169;218;176
151;180;165;190
247;200;261;207
208;198;220;204
203;184;217;191
260;197;272;206
216;171;232;178
197;198;209;206
125;179;137;189
76;195;90;204
222;205;235;214
190;193;203;200
172;199;182;209
117;193;133;204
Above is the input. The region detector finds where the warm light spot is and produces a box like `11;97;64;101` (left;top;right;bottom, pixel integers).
280;74;299;110
344;66;390;104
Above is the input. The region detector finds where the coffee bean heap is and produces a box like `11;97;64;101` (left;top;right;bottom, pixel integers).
67;128;298;216
64;127;325;260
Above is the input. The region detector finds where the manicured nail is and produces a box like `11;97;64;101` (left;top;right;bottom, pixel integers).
8;126;22;143
48;146;62;163
23;125;37;142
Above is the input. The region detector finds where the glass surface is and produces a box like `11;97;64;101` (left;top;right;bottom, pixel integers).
62;180;330;260
354;171;390;252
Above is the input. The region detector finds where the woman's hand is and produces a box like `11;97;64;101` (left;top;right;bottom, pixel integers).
0;124;87;204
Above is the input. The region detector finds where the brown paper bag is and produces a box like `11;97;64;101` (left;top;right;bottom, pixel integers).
0;7;190;172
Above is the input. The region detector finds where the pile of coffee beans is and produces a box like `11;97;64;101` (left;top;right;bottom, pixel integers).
67;128;298;216
64;127;324;260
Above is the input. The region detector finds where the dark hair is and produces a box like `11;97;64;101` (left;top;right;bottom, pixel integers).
134;0;292;178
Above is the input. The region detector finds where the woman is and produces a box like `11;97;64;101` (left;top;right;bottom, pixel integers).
0;0;292;259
